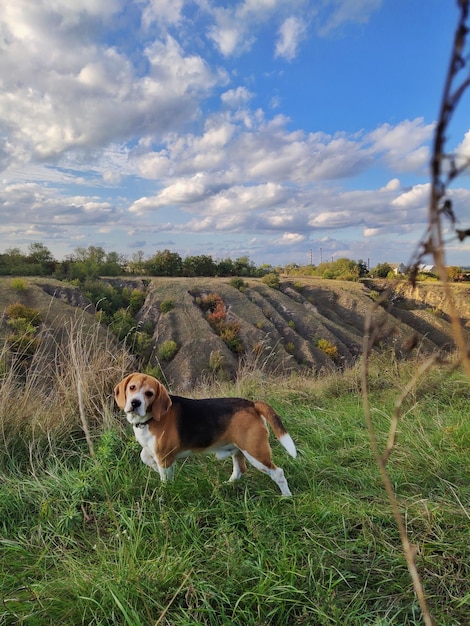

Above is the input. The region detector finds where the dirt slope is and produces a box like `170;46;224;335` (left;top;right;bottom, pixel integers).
1;276;467;390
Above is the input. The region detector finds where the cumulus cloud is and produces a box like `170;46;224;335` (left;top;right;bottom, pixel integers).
0;6;222;167
221;87;253;107
366;118;434;171
275;16;307;61
455;130;470;172
141;0;185;28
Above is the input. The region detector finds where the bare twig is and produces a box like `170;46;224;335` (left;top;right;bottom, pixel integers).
362;5;470;624
362;312;435;626
382;354;438;465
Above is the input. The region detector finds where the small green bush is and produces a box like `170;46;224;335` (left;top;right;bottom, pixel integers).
261;272;280;289
157;340;178;361
209;349;224;372
285;341;295;354
229;277;245;290
10;278;28;291
219;322;243;353
159;299;174;313
6;303;41;326
6;316;41;358
317;338;338;360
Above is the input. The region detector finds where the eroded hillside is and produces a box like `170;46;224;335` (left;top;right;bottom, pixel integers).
1;276;468;390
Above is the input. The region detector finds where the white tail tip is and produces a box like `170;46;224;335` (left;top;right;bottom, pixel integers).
280;433;297;458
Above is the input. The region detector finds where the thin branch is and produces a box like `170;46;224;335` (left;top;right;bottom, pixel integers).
382;355;438;465
361;313;435;626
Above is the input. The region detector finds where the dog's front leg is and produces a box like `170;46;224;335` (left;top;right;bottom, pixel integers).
140;448;160;472
158;463;174;482
141;448;174;482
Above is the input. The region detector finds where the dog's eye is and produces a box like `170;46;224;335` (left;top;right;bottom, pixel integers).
144;390;154;398
129;384;136;391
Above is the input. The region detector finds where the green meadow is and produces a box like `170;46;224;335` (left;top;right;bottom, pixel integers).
0;326;469;625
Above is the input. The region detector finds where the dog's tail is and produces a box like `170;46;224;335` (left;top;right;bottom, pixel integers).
254;402;297;458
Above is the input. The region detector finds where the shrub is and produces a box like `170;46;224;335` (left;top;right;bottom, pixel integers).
157;340;178;361
261;272;280;289
209;350;224;372
159;299;174;313
7;319;41;356
6;306;42;359
197;292;243;354
10;278;28;291
317;338;338;360
285;342;295;354
143;364;163;380
129;289;146;314
229;277;245;290
110;309;136;341
6;303;41;326
219;322;243;353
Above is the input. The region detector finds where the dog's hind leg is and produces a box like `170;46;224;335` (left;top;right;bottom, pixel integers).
228;451;246;482
241;450;292;496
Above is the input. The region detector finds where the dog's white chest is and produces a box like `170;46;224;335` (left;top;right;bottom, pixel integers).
133;424;156;452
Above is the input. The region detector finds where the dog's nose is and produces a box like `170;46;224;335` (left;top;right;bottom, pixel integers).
131;398;141;409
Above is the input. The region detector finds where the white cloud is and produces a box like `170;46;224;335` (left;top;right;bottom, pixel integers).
392;184;429;209
141;0;185;28
0;6;222;168
221;86;253;107
380;178;401;192
367;118;434;171
455;129;470;172
315;0;383;37
275;16;306;61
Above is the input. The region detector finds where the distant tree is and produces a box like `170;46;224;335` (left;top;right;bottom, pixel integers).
233;256;257;277
357;259;369;278
24;243;55;275
373;262;393;278
128;250;147;274
101;251;125;276
447;266;462;281
216;258;235;276
183;255;217;276
0;247;45;276
146;249;183;276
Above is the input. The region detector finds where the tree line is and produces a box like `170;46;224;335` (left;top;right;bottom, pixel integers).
0;242;461;282
0;243;268;280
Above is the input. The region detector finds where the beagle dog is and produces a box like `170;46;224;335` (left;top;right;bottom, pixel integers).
114;372;297;496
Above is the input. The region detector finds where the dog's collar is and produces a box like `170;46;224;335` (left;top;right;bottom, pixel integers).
134;417;152;429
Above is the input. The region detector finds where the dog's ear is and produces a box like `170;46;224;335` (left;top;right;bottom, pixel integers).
151;380;172;421
114;373;136;410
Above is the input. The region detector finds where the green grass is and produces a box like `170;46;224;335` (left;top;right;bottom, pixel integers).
1;361;469;625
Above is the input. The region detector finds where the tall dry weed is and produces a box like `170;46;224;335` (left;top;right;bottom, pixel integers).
0;314;133;454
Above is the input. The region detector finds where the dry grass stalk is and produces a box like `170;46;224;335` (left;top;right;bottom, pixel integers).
362;3;470;624
361;310;435;626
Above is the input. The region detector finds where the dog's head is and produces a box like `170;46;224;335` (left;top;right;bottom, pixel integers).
114;373;172;425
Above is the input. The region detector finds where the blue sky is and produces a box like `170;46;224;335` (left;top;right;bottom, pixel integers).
1;0;469;267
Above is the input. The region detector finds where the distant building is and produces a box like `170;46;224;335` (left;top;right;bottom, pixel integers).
389;263;437;276
390;263;407;275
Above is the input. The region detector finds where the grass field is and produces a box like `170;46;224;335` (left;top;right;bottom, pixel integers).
1;329;469;624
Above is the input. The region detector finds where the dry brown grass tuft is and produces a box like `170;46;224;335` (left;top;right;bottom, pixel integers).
0;316;133;451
